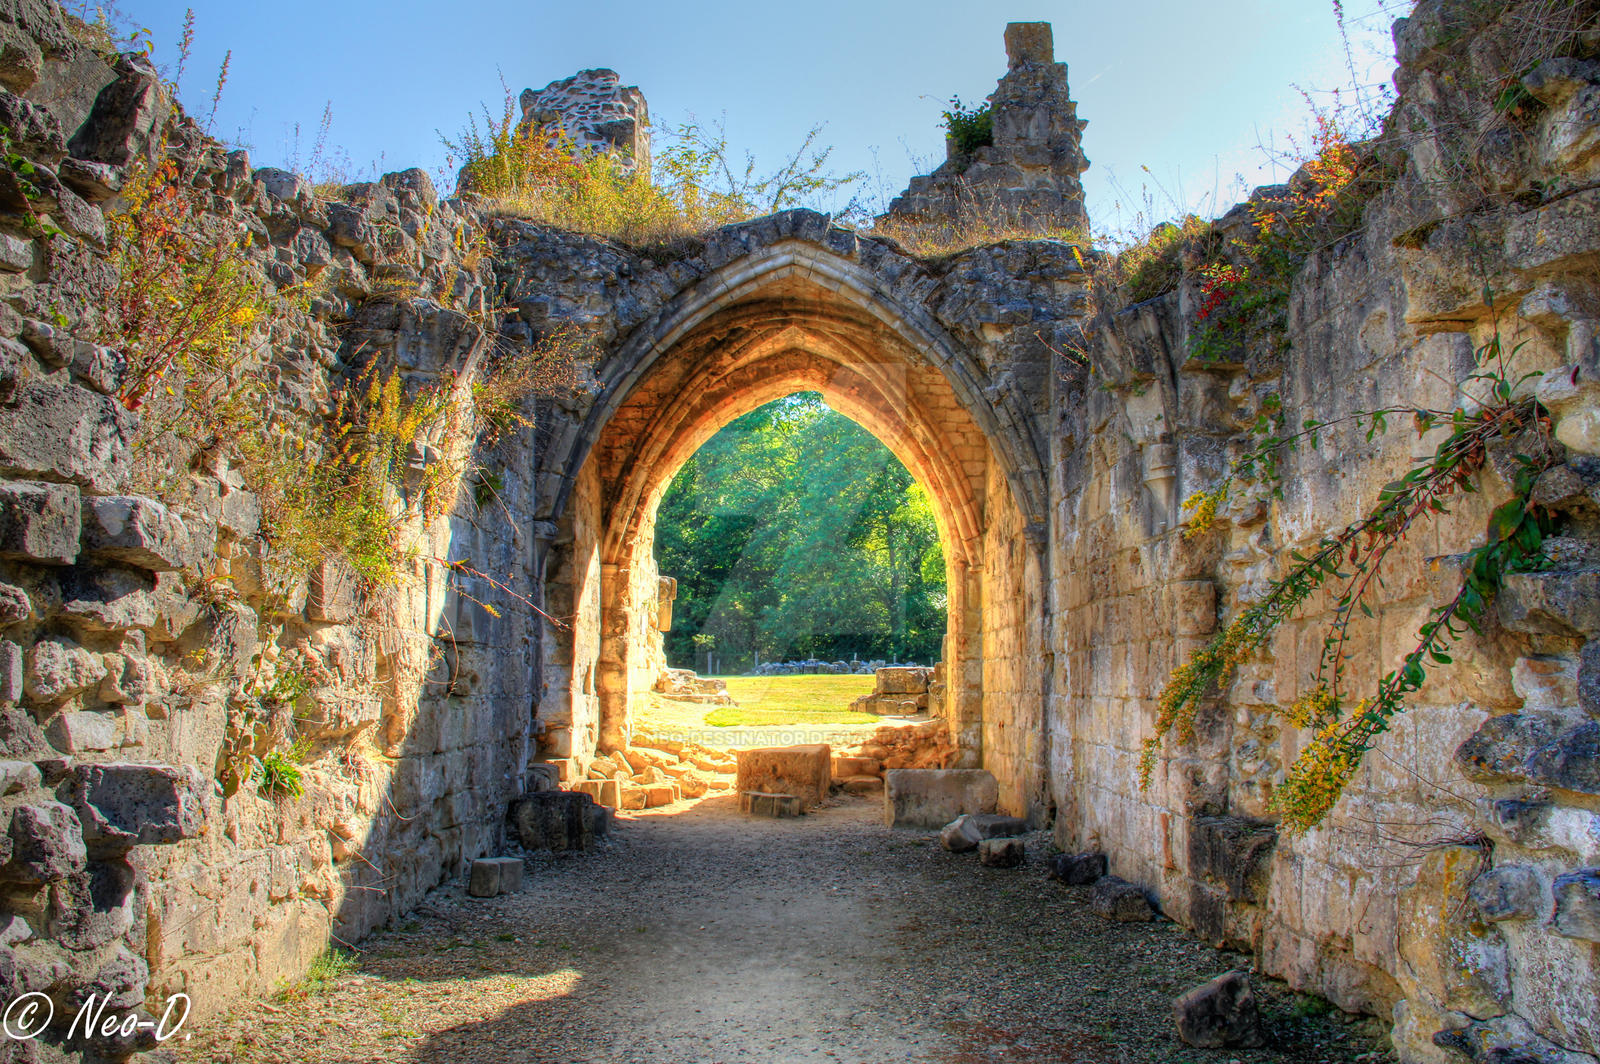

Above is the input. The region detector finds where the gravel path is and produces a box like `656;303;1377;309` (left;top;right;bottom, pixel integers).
186;795;1392;1064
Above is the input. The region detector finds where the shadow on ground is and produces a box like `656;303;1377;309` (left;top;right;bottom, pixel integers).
184;797;1392;1064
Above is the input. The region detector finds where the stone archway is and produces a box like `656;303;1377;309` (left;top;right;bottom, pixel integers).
529;219;1061;817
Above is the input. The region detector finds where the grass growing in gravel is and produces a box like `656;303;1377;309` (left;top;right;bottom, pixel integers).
277;948;356;1001
708;675;878;727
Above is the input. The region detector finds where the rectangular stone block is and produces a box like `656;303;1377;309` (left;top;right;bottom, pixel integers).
0;382;133;493
467;857;502;897
883;768;998;828
70;762;208;852
833;755;881;778
306;557;360;623
569;778;620;808
44;709;118;752
508;790;600;852
80;494;191;570
489;856;523;893
527;762;559;792
0;640;22;703
0;480;79;564
735;744;831;810
739;791;802;818
295;689;381;741
875;666;932;695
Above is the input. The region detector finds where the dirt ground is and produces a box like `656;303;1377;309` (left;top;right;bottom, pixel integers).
184;796;1393;1064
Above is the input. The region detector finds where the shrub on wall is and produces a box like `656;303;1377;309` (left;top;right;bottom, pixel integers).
942;97;994;158
440;94;862;248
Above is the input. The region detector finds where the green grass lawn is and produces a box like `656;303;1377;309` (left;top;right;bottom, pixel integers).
706;674;879;727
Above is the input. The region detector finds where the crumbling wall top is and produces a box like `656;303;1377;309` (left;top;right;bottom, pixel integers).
1004;22;1054;68
520;68;651;177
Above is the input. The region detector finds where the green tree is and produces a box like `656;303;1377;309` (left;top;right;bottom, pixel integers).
655;393;947;672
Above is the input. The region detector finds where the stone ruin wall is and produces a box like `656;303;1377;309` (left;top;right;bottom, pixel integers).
0;2;1595;1063
503;215;1075;784
0;0;550;1042
1052;5;1600;1061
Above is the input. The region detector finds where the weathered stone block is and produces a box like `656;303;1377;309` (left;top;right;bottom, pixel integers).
1526;722;1600;796
1189;815;1277;903
1513;656;1581;713
1172;970;1264;1049
839;774;882;795
1580;640;1600;719
80;495;191;570
570;778;621;808
0;707;49;760
1455;714;1554;783
1050;851;1108;885
1552;869;1600;942
1470;864;1544;923
46;857;136;949
68;52;169;166
24;637;106;703
175;601;259;680
1172;580;1218;636
1397;845;1510;1018
0;759;39;794
1091;876;1154;922
674;769;712;798
1;800;85;883
0;580;29;625
0;641;20;703
1499;571;1600;637
739;791;802;818
307;557;361;623
507;790;600;852
978;837;1024;868
44;710;117;753
1489;798;1551;844
940;812;1029;853
832;755;880;778
0;479;79;564
735;744;830;810
883;768;998;828
1004;21;1053;67
70;762;208;854
467;857;504;898
59;567;156;632
0;382;134;492
492;855;524;893
875;666;931;695
467;856;525;898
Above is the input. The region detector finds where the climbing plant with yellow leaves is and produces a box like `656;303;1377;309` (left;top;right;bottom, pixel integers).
1142;310;1559;832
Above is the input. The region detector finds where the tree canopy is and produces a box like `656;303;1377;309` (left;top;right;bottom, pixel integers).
655;393;947;673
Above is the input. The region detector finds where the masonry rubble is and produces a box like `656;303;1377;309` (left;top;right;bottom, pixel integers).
0;3;1591;1063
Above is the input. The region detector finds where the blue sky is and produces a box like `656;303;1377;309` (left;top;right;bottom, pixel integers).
117;0;1406;238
